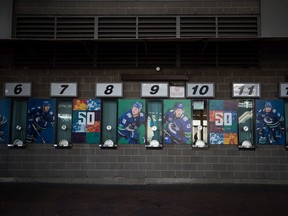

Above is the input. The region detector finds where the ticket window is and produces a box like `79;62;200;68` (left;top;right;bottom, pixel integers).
192;100;208;146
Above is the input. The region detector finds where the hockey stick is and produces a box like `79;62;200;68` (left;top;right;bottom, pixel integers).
163;129;180;144
31;123;46;144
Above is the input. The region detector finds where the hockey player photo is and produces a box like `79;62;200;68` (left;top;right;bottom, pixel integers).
118;99;146;144
0;98;10;144
163;100;192;144
26;99;55;144
256;100;285;145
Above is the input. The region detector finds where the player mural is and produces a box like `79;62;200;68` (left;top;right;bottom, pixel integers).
118;99;146;144
0;98;11;144
26;99;55;144
72;98;101;144
163;100;192;144
209;100;238;144
256;100;285;145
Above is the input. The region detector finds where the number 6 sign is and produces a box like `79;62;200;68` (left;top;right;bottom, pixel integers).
95;83;123;97
5;83;32;97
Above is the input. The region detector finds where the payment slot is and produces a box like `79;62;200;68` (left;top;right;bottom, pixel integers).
0;98;11;146
4;82;31;148
50;83;77;148
9;100;27;147
186;83;214;148
191;100;208;148
141;82;168;148
55;100;73;148
96;83;123;148
146;100;163;148
237;100;255;149
100;100;118;148
278;83;288;149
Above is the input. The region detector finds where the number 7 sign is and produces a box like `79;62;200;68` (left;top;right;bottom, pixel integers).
279;83;288;98
50;83;78;97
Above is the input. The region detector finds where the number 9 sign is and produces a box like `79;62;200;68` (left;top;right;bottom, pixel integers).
5;82;32;97
141;83;169;98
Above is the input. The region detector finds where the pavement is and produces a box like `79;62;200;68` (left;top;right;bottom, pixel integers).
1;183;288;216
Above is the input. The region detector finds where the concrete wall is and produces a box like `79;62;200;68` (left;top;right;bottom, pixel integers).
1;0;287;185
13;0;260;15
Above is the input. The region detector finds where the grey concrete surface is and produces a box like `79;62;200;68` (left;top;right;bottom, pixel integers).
1;183;288;216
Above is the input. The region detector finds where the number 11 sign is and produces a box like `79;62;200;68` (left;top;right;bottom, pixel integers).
232;83;261;98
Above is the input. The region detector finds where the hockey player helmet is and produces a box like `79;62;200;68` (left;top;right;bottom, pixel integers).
42;101;50;107
174;103;184;110
133;101;143;110
265;101;272;108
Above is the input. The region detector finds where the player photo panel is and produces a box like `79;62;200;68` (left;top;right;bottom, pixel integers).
256;99;285;145
209;100;238;144
117;99;146;144
26;98;56;144
0;98;11;144
163;99;192;144
72;98;101;144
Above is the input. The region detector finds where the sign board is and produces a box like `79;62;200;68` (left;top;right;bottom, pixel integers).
5;82;31;97
50;83;77;97
186;83;215;98
141;83;169;97
95;83;123;97
232;83;261;98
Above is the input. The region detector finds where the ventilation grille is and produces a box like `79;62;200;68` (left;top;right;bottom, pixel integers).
15;17;55;38
218;17;258;37
56;17;95;39
98;17;136;38
14;15;259;39
138;17;176;38
181;17;216;37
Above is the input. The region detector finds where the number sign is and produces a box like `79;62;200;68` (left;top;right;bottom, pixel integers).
186;83;215;98
232;83;260;98
95;83;123;97
279;83;288;98
50;83;77;97
141;83;168;97
5;82;31;97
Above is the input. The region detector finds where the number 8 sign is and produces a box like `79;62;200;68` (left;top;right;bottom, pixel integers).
95;83;123;97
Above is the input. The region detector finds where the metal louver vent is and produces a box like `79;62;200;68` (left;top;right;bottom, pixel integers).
218;17;258;37
180;17;216;37
138;17;176;38
98;17;136;39
56;17;95;39
15;17;55;38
